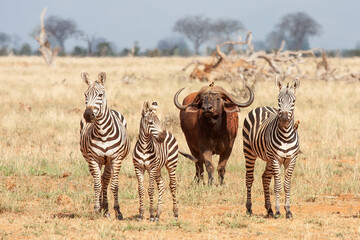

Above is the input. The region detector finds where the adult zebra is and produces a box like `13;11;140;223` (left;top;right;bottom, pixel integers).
243;77;300;219
80;72;130;220
133;101;178;221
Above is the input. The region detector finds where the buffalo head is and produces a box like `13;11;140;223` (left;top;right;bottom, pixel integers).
173;84;254;116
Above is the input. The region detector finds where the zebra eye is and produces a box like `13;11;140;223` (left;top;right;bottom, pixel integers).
98;93;103;97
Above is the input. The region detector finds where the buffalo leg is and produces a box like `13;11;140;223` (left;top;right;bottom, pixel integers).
189;149;203;183
217;148;232;185
201;150;214;185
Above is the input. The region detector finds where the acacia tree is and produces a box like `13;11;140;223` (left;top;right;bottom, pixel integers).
268;12;322;50
45;16;79;52
0;33;11;49
210;19;245;42
173;15;211;55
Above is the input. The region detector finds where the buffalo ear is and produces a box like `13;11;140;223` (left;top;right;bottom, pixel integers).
185;104;200;113
224;102;240;113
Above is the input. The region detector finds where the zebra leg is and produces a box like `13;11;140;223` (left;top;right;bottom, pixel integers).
135;167;145;220
283;157;297;219
262;162;274;218
110;158;123;220
217;148;232;185
101;164;112;218
148;170;156;222
166;166;178;219
272;159;282;218
155;171;165;221
88;161;102;214
244;153;256;215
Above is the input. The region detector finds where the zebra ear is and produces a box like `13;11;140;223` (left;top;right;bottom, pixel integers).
143;101;150;111
81;72;91;85
151;101;158;112
292;77;300;91
98;72;106;85
275;75;282;90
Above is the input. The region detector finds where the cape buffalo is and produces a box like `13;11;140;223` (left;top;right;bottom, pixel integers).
174;83;254;184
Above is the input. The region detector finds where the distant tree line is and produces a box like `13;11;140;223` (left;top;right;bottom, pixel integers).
1;11;360;57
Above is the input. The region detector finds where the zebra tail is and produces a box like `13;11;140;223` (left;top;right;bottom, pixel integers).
179;150;198;162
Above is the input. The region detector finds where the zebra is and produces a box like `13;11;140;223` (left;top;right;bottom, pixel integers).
242;77;300;219
80;72;130;220
133;101;179;221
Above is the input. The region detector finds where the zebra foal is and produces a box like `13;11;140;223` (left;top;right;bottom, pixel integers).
133;101;179;221
243;77;300;219
80;72;130;220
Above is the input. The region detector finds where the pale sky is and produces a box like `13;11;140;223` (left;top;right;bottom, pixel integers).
1;0;359;52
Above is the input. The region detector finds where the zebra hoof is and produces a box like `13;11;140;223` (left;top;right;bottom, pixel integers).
246;209;252;216
149;217;155;222
274;212;281;219
116;212;123;220
267;208;274;218
137;215;144;221
286;211;293;219
103;212;110;218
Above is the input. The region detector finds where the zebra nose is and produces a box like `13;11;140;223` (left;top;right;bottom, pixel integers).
84;108;95;123
279;111;289;121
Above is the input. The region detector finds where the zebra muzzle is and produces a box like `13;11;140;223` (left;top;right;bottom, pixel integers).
156;130;166;143
84;108;95;123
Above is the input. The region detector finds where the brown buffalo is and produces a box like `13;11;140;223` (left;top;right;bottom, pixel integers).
174;83;254;184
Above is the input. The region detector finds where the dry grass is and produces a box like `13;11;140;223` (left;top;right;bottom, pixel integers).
0;56;359;239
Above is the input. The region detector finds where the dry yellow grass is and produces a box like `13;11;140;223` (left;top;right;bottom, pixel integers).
0;56;359;239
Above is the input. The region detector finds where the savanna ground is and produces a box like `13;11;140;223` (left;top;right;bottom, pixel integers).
0;56;359;240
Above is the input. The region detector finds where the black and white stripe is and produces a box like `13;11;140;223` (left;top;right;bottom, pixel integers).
133;101;178;221
80;72;130;220
242;77;300;219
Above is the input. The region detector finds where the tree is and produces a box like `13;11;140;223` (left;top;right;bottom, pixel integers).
44;16;79;52
173;15;211;55
0;33;11;56
96;41;117;56
157;37;189;56
79;31;96;56
18;43;32;56
210;19;245;43
0;33;11;48
355;41;360;49
269;12;322;50
72;46;87;56
265;30;285;50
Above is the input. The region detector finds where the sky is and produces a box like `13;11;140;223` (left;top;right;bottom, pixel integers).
1;0;359;53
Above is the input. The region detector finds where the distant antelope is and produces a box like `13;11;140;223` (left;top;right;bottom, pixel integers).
242;77;300;219
80;72;130;220
133;101;179;221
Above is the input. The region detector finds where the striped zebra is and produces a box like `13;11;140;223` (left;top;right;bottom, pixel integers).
80;72;130;220
133;101;179;221
242;77;300;219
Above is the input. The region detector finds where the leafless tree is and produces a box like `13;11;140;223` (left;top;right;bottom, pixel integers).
79;31;96;56
269;12;322;50
173;15;211;55
35;7;59;66
45;15;79;52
